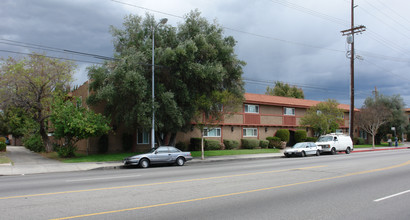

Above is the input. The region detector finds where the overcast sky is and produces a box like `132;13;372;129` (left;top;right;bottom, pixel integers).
1;0;409;108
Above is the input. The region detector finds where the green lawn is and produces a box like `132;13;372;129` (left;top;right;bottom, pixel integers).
354;142;402;148
42;148;280;163
42;152;138;163
0;152;12;164
190;149;280;157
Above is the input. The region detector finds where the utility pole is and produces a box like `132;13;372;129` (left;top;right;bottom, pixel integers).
341;0;366;140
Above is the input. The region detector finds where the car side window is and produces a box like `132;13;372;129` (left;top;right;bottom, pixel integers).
156;147;169;153
169;148;179;153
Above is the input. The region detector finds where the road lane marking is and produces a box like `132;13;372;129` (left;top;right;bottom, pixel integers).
51;160;410;220
65;175;141;182
374;189;410;202
0;165;326;200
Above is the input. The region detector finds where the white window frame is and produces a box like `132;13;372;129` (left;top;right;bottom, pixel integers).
284;107;295;116
137;130;149;144
245;104;259;114
203;127;221;137
243;128;258;137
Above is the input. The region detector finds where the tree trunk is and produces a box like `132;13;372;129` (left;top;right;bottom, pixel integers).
201;134;205;160
372;134;375;149
39;124;51;152
168;133;177;146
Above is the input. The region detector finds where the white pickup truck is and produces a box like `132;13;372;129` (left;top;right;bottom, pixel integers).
315;133;354;155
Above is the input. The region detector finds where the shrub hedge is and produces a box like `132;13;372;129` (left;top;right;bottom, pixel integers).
295;130;307;143
175;141;189;151
353;137;365;145
259;140;269;148
266;136;281;148
223;139;240;150
275;129;290;142
0;141;6;152
189;138;221;151
241;139;260;149
23;133;45;152
206;139;221;150
305;137;317;142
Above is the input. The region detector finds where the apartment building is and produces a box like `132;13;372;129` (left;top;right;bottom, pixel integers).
70;81;355;153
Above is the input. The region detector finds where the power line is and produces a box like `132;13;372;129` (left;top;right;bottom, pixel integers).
0;49;104;64
362;0;410;33
268;0;349;26
375;0;410;26
359;2;410;40
0;38;115;60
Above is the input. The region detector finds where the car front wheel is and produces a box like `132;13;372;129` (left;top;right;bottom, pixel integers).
316;150;320;156
301;151;306;157
331;148;336;155
139;159;150;168
176;157;185;166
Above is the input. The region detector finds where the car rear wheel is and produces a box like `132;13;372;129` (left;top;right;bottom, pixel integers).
301;151;306;157
139;159;150;168
316;150;320;156
176;157;185;166
331;148;336;155
345;147;351;154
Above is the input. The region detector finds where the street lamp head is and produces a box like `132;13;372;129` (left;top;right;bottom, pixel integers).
159;18;168;25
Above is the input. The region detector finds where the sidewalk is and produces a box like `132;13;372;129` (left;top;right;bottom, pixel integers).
1;144;409;176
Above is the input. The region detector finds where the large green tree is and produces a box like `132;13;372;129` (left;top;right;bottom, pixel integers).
50;96;111;157
364;94;407;144
88;10;245;147
266;81;304;99
300;99;344;136
0;53;76;151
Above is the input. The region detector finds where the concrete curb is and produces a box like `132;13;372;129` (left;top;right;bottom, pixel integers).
93;146;410;171
2;145;409;175
352;147;410;153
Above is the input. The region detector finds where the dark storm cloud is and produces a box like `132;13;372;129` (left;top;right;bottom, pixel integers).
1;0;409;107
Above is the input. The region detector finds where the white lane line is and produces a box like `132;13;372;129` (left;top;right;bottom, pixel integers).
374;189;410;202
66;175;141;182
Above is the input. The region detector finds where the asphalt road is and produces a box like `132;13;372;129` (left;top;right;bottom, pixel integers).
1;150;410;220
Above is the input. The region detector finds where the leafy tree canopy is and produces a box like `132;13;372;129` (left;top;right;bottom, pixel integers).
50;96;111;157
87;10;245;145
363;94;408;143
0;53;76;151
266;81;304;99
300;99;344;135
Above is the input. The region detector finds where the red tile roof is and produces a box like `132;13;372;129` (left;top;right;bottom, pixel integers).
245;93;354;111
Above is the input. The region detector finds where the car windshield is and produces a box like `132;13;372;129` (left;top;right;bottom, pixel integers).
292;143;307;148
317;136;333;142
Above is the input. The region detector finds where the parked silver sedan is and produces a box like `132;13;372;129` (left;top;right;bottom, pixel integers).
284;142;321;157
123;146;193;168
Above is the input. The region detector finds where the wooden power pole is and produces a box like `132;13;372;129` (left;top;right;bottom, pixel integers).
341;0;366;139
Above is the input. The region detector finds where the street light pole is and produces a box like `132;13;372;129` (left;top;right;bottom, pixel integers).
151;18;168;149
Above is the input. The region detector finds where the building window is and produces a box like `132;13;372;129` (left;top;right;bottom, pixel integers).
284;107;295;116
243;128;258;137
204;127;221;137
137;130;149;144
360;130;367;139
245;104;259;113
